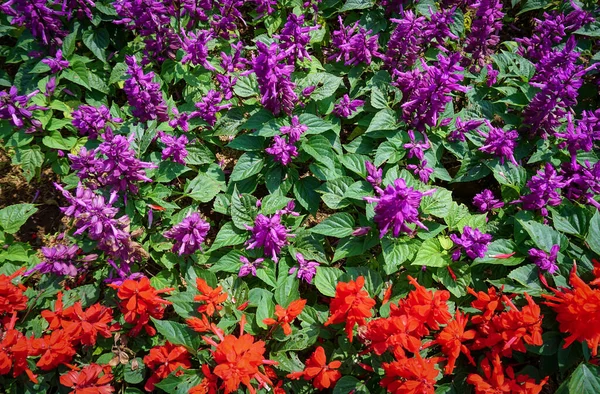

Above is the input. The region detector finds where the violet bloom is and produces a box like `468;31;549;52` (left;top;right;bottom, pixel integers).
529;245;559;274
423;7;459;51
164;212;210;256
404;130;430;161
72;105;123;139
447;117;484;142
478;122;519;166
124;56;169;123
333;94;364;118
352;227;371;236
365;161;382;187
560;160;600;209
220;41;247;73
69;146;102;183
279;116;307;143
168;107;190;132
159;132;189;164
25;245;97;277
245;213;293;262
255;0;276;17
239;256;264;277
181;30;215;70
1;0;68;46
407;160;433;183
329;16;382;66
191;90;232;126
105;259;145;286
385;11;426;71
364;178;435;238
450;226;492;260
302;85;316;97
289;253;319;284
252;41;298;116
463;0;504;71
556;111;600;160
0;86;45;130
513;163;568;217
473;189;504;212
216;74;238;100
486;64;498;87
44;77;57;97
276;13;318;63
42;49;70;73
60;0;96;21
266;135;298;166
210;0;244;40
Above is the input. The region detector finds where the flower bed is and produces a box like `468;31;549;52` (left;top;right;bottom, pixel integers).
0;0;600;393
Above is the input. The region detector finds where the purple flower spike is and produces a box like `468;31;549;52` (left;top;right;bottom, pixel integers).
473;189;504;212
289;253;319;284
0;86;46;131
164;212;210;256
42;49;70;73
280;116;308;144
265;135;298;166
276;13;318;63
407;160;433;183
404;130;430;161
352;227;371;236
463;0;504;71
447;117;484;143
181;30;215;70
1;0;67;46
385;11;426;71
329;16;382;66
529;245;559;274
72;105;123;139
478;122;519;166
450;226;492;260
245;213;293;262
192;90;232;126
333;94;364;118
124;56;169;123
513;163;568;217
238;256;264;277
365;161;382;187
24;245;97;277
159;132;189;164
364;178;435;238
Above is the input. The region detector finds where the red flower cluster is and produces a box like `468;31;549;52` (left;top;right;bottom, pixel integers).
263;299;306;335
108;277;173;336
287;346;341;390
0;314;37;383
194;278;228;316
59;364;115;394
467;355;548;394
143;342;192;391
0;269;28;316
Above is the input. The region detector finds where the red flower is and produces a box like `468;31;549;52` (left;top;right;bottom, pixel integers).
391;276;451;335
380;353;440;394
467;355;548;394
363;315;422;358
61;302;114;346
108;277;173;336
325;276;376;342
41;292;65;330
30;329;76;371
0;268;28;316
189;364;218;394
543;263;600;356
187;315;212;333
59;364;114;394
467;286;503;324
287;346;341;390
436;311;476;375
194;278;228;316
263;299;306;335
143;342;192;391
0;314;37;383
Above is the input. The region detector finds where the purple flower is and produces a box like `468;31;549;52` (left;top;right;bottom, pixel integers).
220;41;247;73
254;0;276;17
181;30;215;70
385;11;426;71
159;132;189;164
423;7;458;51
364;178;435;238
42;49;70;73
191;90;232;126
560;160;600;209
529;245;559;274
266;135;298;166
407;160;434;183
333;94;364;118
289;253;319;284
513;163;568;216
486;64;498;87
302;86;316;97
44;77;57;97
0;86;45;131
105;259;145;286
69;146;102;182
329;16;382;66
404;130;430;161
25;245;97;277
164;212;210;255
276;13;318;63
251;41;298;116
168;107;190;132
556;111;600;159
72;105;123;139
463;0;504;71
447;117;484;142
124;56;169;123
279;116;307;143
238;256;264;277
478;122;519;166
365;161;382;187
216;74;238;100
473;189;504;212
352;227;371;236
450;226;492;260
1;0;67;46
210;0;244;40
60;0;96;21
245;213;293;262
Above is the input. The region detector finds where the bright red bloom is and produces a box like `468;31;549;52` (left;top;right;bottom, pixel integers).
380;354;440;394
263;299;306;335
143;342;192;391
108;277;173;336
189;364;218;394
467;355;548;394
287;346;341;390
591;259;600;286
542;263;600;356
0;268;28;316
0;315;37;383
363;315;422;358
61;302;114;346
187;315;212;333
194;278;228;316
59;364;115;394
41;292;65;330
436;311;476;374
391;276;451;335
467;286;503;324
325;276;376;342
30;329;76;371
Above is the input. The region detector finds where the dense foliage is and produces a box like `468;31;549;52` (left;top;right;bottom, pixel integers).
1;0;600;393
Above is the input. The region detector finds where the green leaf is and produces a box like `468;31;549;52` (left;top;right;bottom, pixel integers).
42;131;77;150
210;222;248;251
302;135;335;168
374;141;404;167
293;176;321;215
333;376;369;394
298;113;335;135
63;60;90;89
507;264;543;295
472;239;524;266
332;233;378;262
62;31;77;57
274;274;300;307
381;237;414;275
366;109;397;133
186;172;224;203
231;189;258;230
420;188;452;218
556;363;600;394
575;21;600;37
517;219;569;251
339;0;375;12
82;29;109;62
154;370;203;393
13;146;43;182
153;162;190;183
413;238;451;267
230;152;264;182
551;204;590;237
124;358;145;384
314;267;343;297
311;213;355;238
151;318;202;354
586;211;600;256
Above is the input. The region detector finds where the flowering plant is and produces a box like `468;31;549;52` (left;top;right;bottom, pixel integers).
0;0;600;393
